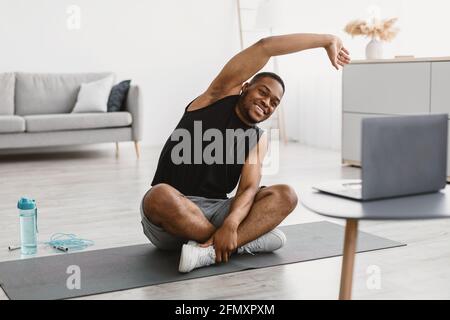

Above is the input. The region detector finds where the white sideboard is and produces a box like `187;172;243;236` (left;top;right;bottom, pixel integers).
342;57;450;177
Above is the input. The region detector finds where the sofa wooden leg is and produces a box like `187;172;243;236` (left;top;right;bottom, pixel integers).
134;141;140;159
115;142;119;157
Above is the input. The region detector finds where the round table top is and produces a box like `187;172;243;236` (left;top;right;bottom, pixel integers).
301;186;450;220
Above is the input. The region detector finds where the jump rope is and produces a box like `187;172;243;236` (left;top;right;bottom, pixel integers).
8;233;94;253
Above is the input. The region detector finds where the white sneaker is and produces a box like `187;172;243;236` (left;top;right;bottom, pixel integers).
237;228;286;255
178;241;216;273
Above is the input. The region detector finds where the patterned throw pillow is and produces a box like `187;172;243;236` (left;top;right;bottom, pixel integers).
107;80;131;112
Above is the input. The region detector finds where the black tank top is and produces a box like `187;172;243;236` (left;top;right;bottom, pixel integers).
151;95;263;199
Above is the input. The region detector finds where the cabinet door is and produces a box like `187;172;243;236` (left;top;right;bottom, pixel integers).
342;113;389;162
431;62;450;116
343;63;431;114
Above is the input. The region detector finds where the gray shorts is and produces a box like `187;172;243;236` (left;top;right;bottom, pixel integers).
140;190;234;251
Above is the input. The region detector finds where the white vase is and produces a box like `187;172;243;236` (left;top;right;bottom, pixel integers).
365;38;383;60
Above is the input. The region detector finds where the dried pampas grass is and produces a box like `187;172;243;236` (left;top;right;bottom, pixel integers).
344;17;399;41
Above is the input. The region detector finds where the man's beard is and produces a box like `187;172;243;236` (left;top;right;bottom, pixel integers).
237;91;260;124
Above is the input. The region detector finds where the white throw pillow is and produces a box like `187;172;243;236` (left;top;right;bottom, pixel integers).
72;76;114;113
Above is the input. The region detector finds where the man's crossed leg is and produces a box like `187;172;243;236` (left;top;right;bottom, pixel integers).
141;183;298;272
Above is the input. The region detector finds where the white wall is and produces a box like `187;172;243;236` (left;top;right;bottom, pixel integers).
2;0;450;150
269;0;450;150
0;0;241;146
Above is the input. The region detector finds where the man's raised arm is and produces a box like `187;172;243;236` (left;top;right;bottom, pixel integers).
205;33;350;98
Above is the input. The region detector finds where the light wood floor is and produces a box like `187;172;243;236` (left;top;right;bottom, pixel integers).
1;142;450;300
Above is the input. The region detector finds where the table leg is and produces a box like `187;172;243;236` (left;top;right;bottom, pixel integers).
339;219;359;300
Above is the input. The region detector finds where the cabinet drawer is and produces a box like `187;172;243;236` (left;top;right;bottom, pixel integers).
431;62;450;116
343;63;430;114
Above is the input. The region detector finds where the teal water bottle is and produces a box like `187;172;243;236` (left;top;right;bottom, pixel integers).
18;197;38;255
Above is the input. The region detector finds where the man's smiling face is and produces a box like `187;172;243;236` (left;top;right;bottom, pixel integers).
237;76;284;124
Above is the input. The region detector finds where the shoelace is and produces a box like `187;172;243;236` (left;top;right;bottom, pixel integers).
243;247;255;255
242;237;264;255
197;248;215;266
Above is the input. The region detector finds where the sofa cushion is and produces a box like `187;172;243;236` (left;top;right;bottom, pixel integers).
24;112;132;132
72;76;114;113
0;115;25;133
15;72;115;116
0;73;15;115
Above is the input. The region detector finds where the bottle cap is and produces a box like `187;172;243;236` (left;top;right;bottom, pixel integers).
17;197;36;210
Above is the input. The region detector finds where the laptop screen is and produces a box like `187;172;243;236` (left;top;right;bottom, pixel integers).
361;114;448;200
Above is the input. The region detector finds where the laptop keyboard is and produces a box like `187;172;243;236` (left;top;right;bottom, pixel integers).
338;188;362;198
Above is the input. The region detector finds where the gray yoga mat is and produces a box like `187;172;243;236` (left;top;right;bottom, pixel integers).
0;221;404;300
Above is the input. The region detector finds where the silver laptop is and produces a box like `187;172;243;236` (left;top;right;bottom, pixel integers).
313;114;448;201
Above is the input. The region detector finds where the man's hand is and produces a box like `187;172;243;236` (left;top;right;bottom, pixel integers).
200;221;238;263
325;35;351;70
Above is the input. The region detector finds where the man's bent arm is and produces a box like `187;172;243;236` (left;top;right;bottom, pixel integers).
200;134;268;262
223;133;268;229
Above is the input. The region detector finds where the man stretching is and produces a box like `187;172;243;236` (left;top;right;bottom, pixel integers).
141;33;350;273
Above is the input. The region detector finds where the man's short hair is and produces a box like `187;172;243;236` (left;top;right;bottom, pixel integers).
249;72;285;93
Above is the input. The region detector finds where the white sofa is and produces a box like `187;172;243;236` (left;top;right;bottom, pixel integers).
0;72;142;156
